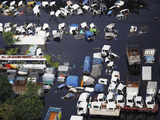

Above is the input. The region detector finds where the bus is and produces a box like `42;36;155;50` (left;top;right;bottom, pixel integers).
0;55;46;69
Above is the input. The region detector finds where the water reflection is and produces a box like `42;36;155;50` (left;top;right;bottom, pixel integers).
87;112;157;120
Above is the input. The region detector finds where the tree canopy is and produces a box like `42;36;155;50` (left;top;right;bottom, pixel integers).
0;82;44;120
0;74;14;104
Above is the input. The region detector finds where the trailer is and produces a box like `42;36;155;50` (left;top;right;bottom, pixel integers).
83;56;91;75
142;66;152;81
89;102;120;117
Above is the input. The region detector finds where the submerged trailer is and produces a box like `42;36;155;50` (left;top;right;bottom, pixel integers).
83;56;91;75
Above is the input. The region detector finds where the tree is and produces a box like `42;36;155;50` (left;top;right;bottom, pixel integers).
0;74;14;104
14;95;44;120
0;102;15;120
0;82;44;120
13;83;44;120
2;32;15;45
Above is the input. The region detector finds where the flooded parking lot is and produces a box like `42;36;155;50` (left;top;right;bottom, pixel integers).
0;0;160;120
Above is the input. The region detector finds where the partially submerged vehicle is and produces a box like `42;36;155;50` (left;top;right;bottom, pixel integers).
104;23;118;40
83;56;91;75
126;44;141;74
57;65;69;82
77;92;90;115
70;115;83;120
143;49;156;64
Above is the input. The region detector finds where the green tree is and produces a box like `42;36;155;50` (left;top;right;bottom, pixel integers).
0;74;14;104
0;82;44;120
0;102;15;120
14;95;44;120
2;32;15;45
14;82;44;120
24;82;41;97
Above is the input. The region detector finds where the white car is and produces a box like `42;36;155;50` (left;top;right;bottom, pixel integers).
146;96;155;109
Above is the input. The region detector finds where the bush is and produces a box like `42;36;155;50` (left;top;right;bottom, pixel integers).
44;55;59;68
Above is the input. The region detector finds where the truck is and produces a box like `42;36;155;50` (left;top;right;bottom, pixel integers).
77;92;90;115
83;56;91;75
126;44;141;74
125;81;139;108
44;107;62;120
57;65;69;82
123;81;158;112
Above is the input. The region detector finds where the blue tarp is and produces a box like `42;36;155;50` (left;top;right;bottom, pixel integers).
70;24;78;28
36;1;41;6
83;0;89;5
85;30;94;39
93;58;102;65
94;84;105;92
66;75;79;87
145;56;155;63
83;56;91;74
107;10;112;15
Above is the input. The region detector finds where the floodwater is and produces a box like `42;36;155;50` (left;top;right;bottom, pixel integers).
0;0;160;120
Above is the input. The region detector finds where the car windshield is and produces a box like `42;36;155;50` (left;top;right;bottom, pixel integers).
93;106;99;109
118;100;124;103
137;101;142;104
128;99;133;103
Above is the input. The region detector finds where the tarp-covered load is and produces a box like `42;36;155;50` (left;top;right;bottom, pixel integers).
42;73;55;85
66;75;79;87
83;56;91;74
94;84;105;92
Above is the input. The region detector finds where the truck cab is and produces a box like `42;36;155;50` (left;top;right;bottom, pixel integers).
134;96;144;108
116;95;125;108
97;93;106;103
101;45;111;58
145;96;155;109
77;101;88;115
57;65;69;82
126;95;134;107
